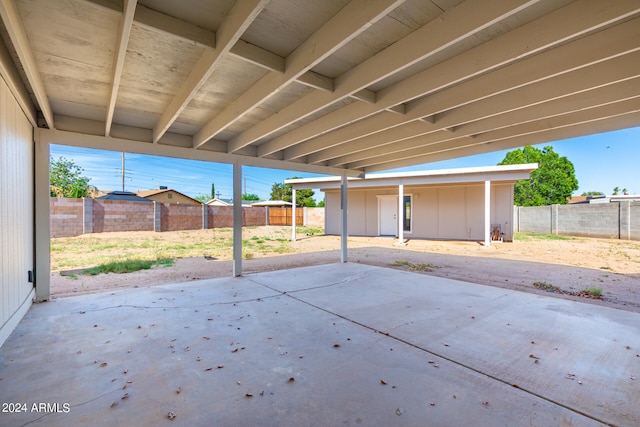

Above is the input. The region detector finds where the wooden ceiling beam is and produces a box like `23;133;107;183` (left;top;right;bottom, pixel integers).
321;53;640;166
105;0;136;136
332;78;640;167
152;0;269;144
266;0;640;160
200;0;405;152
253;0;539;158
364;112;640;173
284;14;640;161
0;0;54;128
352;98;640;170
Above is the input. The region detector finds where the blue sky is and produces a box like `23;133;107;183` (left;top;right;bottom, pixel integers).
50;126;640;201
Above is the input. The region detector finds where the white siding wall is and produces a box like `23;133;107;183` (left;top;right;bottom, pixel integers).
324;183;515;241
0;75;34;347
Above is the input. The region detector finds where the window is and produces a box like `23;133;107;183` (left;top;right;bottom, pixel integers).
403;195;412;232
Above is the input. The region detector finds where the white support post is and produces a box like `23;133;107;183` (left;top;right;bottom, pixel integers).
398;184;404;244
34;134;50;302
232;161;243;276
340;173;348;263
291;188;296;241
484;180;491;248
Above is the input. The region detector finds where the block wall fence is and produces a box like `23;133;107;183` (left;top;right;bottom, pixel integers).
50;198;324;238
514;201;640;241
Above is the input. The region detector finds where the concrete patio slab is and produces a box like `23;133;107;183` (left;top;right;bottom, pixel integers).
0;263;637;426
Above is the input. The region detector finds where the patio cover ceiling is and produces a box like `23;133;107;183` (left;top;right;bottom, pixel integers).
1;0;639;176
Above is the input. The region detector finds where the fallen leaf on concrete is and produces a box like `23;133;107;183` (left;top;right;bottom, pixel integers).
121;393;129;400
430;402;435;406
482;401;490;407
288;377;295;382
428;360;434;364
218;365;224;369
99;362;108;368
167;411;176;420
245;393;253;398
395;408;403;416
196;356;201;362
260;391;264;396
444;343;449;347
232;348;239;353
176;387;182;394
204;367;213;371
110;401;119;408
380;380;387;385
333;344;341;348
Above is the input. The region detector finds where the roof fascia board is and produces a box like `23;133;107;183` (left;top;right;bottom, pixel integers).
0;0;54;128
0;36;36;126
287;164;537;189
36;127;363;177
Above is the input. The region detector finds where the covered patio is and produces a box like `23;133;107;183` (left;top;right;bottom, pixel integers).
2;1;640;424
1;263;638;426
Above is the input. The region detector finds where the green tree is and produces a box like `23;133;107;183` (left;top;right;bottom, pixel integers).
242;193;260;201
193;194;209;203
498;146;578;206
49;156;94;198
581;191;604;196
317;200;325;207
270;177;316;207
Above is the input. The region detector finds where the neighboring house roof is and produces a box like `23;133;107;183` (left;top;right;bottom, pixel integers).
251;200;293;207
286;164;539;190
136;189;200;204
206;198;232;206
587;195;640;204
96;191;152;202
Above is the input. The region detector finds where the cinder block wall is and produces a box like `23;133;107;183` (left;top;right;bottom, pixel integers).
303;207;325;227
516;202;640;240
557;204;619;238
161;204;202;231
50;199;269;236
50;198;83;237
207;206;233;228
244;206;267;226
205;206;267;228
93;200;154;233
515;206;552;234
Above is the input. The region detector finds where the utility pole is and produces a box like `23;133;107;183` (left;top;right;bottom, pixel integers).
121;152;125;191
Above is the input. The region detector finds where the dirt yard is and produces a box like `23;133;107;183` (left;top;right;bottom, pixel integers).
50;227;640;313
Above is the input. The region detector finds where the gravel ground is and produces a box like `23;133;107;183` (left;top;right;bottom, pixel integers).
50;231;640;313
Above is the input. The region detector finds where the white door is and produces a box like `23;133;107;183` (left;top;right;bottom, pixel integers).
378;196;398;236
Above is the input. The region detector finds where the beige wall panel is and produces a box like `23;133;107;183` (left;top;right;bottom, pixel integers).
437;187;467;239
0;74;34;346
347;191;367;236
465;185;485;240
325;191;341;235
407;187;434;237
492;184;515;241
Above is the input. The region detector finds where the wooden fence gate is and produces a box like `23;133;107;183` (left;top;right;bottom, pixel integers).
268;207;303;225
